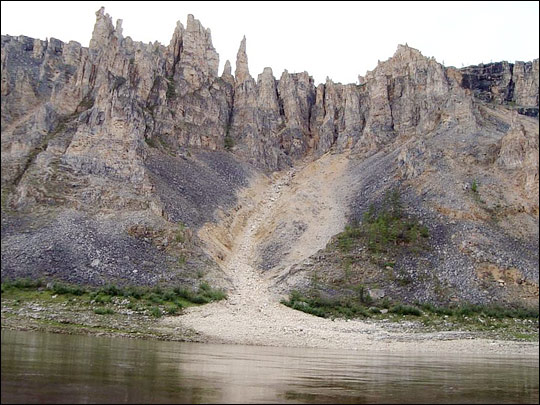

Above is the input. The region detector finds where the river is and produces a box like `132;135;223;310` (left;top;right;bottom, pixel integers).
1;329;538;403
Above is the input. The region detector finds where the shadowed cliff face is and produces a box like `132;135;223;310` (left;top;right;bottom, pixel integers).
460;60;539;116
1;8;538;305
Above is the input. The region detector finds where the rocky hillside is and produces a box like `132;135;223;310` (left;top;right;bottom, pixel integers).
1;8;538;308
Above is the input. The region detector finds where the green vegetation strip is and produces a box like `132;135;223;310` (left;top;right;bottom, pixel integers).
282;289;539;321
1;278;226;318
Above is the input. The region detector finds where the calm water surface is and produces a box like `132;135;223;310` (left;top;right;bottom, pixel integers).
1;329;538;403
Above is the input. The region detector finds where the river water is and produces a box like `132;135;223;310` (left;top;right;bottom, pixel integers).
1;329;538;403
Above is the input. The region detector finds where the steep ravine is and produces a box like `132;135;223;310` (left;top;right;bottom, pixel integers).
162;156;536;353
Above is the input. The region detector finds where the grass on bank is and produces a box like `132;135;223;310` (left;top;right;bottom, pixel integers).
282;289;539;325
1;278;227;318
281;291;538;342
281;290;539;340
281;290;424;320
282;289;371;319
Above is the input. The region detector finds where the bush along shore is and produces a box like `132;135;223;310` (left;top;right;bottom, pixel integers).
1;278;226;341
281;289;539;342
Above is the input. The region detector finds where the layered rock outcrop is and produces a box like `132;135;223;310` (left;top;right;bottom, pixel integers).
460;59;539;116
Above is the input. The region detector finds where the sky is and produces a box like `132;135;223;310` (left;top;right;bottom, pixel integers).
2;1;539;85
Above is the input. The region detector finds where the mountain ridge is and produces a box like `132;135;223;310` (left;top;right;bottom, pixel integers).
1;8;538;312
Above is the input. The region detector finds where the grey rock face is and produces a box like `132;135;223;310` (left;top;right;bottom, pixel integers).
1;8;538;300
2;9;538;215
2;9;538;196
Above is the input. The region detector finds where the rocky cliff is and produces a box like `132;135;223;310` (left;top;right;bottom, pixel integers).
1;8;538;307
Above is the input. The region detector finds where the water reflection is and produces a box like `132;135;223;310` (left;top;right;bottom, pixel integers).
1;330;538;404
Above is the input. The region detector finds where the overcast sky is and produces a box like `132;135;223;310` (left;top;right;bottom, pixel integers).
2;1;539;84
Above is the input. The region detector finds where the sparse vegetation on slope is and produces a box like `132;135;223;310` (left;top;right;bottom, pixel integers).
337;189;429;255
224;134;234;150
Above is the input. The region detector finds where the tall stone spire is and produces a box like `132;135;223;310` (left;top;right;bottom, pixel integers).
221;59;234;85
235;36;250;83
89;7;115;50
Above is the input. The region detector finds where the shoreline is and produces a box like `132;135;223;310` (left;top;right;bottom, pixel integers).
2;300;538;357
2;159;538;358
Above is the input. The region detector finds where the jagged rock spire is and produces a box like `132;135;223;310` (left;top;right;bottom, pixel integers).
257;67;280;113
167;20;184;72
223;60;232;76
221;59;234;85
182;14;219;79
235;36;250;83
115;19;123;39
89;7;115;49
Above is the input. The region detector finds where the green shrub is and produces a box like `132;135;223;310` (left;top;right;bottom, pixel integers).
419;302;538;319
94;307;114;315
52;283;85;296
336;189;429;256
282;290;371;319
289;300;327;318
173;286;194;301
162;290;177;302
51;283;70;295
380;297;392;309
196;282;227;302
203;288;227;302
471;179;478;193
189;295;210;304
2;278;227;311
173;300;185;309
353;284;372;305
150;306;162;318
362;192;426;253
175;223;186;243
147;293;163;304
389;304;422;316
165;303;179;315
337;225;361;252
455;304;477;317
3;278;45;290
511;306;539;319
99;285;123;297
166;76;177;99
125;286;143;299
419;303;453;316
94;294;112;304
